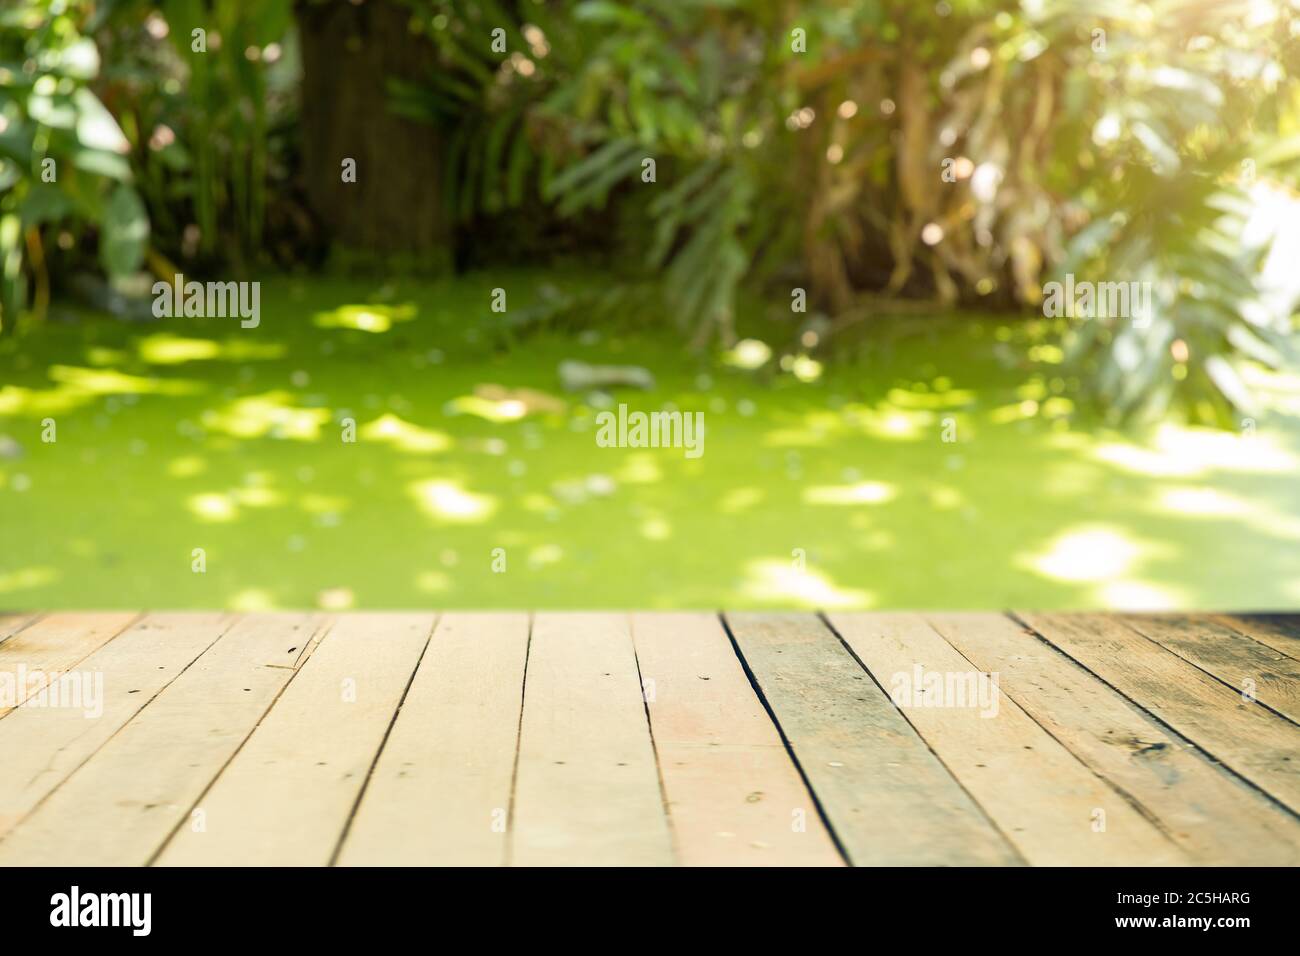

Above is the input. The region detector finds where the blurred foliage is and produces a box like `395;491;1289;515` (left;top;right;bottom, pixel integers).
403;0;1300;424
0;0;145;332
4;0;1300;425
93;0;299;269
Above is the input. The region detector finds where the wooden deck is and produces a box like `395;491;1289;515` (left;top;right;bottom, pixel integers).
0;611;1297;866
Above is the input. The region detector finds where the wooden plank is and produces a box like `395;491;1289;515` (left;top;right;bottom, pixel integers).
1019;613;1300;815
510;613;672;866
725;612;1019;865
0;612;139;718
0;613;327;866
829;612;1186;865
0;612;233;841
631;612;844;866
1119;615;1300;725
337;612;529;866
155;613;433;867
0;613;40;647
929;613;1300;865
1215;614;1300;663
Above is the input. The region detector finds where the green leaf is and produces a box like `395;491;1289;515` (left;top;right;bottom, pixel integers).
73;88;130;155
99;184;149;279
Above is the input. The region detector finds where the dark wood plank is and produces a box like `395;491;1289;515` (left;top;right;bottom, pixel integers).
1019;613;1300;815
831;612;1186;864
1215;614;1300;663
931;613;1300;865
1121;614;1300;725
725;612;1020;865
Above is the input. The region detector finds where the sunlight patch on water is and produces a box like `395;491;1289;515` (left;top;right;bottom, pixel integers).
0;567;58;594
803;481;896;505
360;413;451;453
741;559;872;608
312;302;416;333
409;480;497;523
1023;527;1144;583
1097;580;1184;610
201;392;330;441
1094;423;1298;477
136;333;285;365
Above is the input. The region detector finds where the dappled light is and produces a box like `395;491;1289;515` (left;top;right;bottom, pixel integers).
1022;527;1149;584
803;482;896;506
137;333;285;365
2;276;1299;610
409;479;497;524
360;414;451;453
312;303;417;333
202;392;331;441
741;559;872;609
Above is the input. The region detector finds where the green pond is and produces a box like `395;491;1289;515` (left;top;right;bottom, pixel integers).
2;272;1299;611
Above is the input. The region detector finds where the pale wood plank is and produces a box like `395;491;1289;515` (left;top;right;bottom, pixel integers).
154;613;433;867
930;613;1300;865
831;612;1186;864
1119;615;1300;725
0;613;40;646
0;612;233;841
337;612;529;866
0;612;139;719
0;613;328;866
1214;614;1300;663
510;613;672;866
631;612;844;866
1019;613;1300;815
725;612;1020;865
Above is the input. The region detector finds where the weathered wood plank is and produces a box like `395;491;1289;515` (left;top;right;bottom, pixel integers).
0;612;139;719
155;613;433;867
0;613;327;866
631;612;843;866
1019;613;1300;815
510;613;672;866
337;612;529;866
1214;615;1300;664
1119;615;1300;725
0;612;233;842
725;612;1020;865
929;613;1300;865
829;612;1186;865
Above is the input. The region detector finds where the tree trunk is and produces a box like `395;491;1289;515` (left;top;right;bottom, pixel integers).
294;0;448;268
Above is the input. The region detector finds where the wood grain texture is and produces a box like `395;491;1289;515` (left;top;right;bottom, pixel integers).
155;613;433;867
726;612;1020;865
0;613;40;646
1019;612;1300;815
1213;615;1300;664
0;613;328;866
830;612;1186;865
0;612;232;841
631;612;843;866
0;612;139;719
1118;615;1300;725
338;612;529;866
928;613;1300;865
510;613;672;866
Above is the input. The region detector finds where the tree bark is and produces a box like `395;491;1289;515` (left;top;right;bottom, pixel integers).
295;0;447;266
